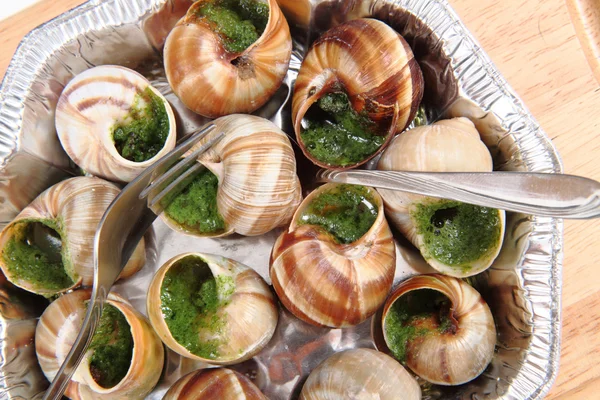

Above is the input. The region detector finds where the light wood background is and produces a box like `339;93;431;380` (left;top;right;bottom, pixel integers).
1;0;598;398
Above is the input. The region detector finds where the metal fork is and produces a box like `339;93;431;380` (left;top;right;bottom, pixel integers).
318;169;600;219
43;124;224;400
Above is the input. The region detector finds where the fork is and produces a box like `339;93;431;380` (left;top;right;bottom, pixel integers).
43;123;224;400
317;169;600;219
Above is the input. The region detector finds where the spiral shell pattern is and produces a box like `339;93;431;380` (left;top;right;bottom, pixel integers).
299;349;421;400
381;274;496;385
35;289;164;399
163;368;267;399
160;114;302;237
56;65;177;182
270;183;396;328
164;0;292;117
0;177;145;295
377;118;505;277
292;18;424;169
147;253;278;365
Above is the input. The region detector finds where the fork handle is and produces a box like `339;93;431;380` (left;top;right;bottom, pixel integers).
318;170;600;219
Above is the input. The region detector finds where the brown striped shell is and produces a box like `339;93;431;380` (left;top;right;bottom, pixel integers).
164;0;292;118
163;368;267;399
56;65;177;182
0;177;145;296
380;274;496;385
147;253;278;365
158;114;302;237
269;183;396;328
292;18;424;169
377;118;505;277
35;289;164;399
299;349;421;400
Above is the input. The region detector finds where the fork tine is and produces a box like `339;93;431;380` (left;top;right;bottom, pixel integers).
148;162;205;212
139;124;217;199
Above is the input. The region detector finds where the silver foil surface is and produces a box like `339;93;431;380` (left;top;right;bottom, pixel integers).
0;0;563;399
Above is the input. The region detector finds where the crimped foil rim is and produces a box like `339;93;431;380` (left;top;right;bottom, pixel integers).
0;0;563;399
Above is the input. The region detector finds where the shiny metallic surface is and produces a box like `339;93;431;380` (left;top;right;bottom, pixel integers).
0;0;562;399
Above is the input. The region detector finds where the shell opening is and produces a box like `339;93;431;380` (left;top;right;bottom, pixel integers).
297;184;379;245
299;91;386;168
87;303;134;389
0;220;75;292
159;255;235;360
162;166;227;236
191;0;270;54
383;288;457;363
410;200;503;272
111;86;171;163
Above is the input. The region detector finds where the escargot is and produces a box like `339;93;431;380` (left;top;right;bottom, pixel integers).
292;18;423;169
300;348;420;399
158;114;302;237
35;289;164;399
56;65;177;183
0;177;145;296
380;274;496;385
270;183;396;328
377;118;506;277
164;0;292;117
147;253;278;365
164;368;266;399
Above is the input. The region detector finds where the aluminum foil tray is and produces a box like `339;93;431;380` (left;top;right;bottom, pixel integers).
0;0;563;399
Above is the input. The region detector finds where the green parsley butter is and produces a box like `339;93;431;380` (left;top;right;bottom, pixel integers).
298;184;378;244
197;0;269;53
411;200;502;270
160;255;235;359
301;92;386;167
88;304;134;388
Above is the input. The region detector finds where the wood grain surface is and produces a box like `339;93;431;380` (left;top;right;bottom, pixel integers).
1;0;599;398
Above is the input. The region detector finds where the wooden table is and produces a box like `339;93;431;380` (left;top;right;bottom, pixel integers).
1;0;598;398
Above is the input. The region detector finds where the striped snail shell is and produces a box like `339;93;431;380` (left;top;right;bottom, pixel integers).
270;183;396;328
292;18;424;169
377;118;506;277
163;368;266;399
158;114;302;237
56;65;177;183
147;253;278;365
35;289;164;399
380;274;496;385
299;349;421;400
0;177;144;296
164;0;292;117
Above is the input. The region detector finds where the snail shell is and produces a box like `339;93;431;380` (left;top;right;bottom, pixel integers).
292;18;424;169
377;118;505;277
163;368;266;399
164;0;292;117
56;65;177;182
380;274;496;385
270;183;396;328
35;289;164;399
299;348;421;400
159;114;302;237
0;177;145;296
147;253;278;365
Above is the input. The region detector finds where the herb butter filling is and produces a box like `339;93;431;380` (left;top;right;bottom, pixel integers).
197;0;269;53
88;304;134;388
1;221;74;291
163;168;227;235
112;86;170;163
385;289;455;363
160;256;235;359
298;184;378;244
301;92;386;167
411;200;501;269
